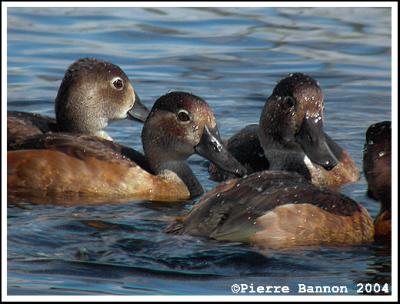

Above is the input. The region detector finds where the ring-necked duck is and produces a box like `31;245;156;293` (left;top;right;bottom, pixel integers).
363;121;391;241
209;73;359;188
8;58;149;145
8;92;247;205
166;122;392;249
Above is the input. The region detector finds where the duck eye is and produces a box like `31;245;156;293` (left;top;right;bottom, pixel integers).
111;77;124;90
177;109;191;122
285;96;295;107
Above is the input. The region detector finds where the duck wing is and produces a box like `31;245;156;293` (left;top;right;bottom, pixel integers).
167;170;361;242
8;132;151;172
7;111;58;146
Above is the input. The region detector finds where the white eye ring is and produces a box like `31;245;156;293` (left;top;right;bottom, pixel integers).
111;77;124;90
177;109;191;122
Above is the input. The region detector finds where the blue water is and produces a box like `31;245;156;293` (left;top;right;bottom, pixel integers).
7;7;391;296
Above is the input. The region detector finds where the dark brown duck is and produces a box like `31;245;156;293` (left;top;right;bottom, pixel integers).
209;73;359;188
363;121;391;241
167;121;391;249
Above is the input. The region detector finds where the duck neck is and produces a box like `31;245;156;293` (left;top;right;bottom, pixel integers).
264;148;312;181
151;160;204;199
258;127;311;181
142;119;204;199
55;92;108;136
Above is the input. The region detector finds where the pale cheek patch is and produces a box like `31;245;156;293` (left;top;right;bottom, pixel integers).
130;85;136;103
115;84;134;119
209;117;217;129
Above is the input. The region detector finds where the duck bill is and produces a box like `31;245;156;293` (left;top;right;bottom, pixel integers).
127;92;150;122
194;125;247;177
295;117;338;170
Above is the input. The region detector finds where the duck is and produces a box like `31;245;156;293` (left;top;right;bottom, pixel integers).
8;92;247;205
7;58;149;145
208;73;360;188
166;121;391;250
363;121;391;241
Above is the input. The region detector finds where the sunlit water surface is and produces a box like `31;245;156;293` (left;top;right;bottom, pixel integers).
7;7;391;295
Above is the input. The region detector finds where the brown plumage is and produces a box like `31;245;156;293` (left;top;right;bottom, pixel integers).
166;170;373;250
7;111;57;145
8;92;246;205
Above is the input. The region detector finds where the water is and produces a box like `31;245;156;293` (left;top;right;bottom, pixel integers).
7;7;392;296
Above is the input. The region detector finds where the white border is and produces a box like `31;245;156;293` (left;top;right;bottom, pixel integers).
2;1;398;302
2;1;399;8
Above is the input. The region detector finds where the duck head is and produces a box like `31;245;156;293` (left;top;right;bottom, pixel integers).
259;73;338;171
55;58;149;138
142;92;247;178
363;121;391;208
